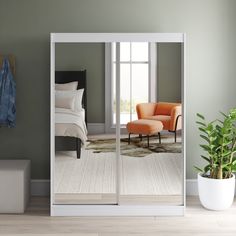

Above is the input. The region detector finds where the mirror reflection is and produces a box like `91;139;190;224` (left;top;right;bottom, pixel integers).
54;43;117;204
117;42;182;205
54;42;183;205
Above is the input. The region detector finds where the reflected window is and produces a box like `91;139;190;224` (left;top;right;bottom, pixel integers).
112;42;149;125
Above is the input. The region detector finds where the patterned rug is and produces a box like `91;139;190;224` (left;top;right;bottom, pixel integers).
86;136;182;157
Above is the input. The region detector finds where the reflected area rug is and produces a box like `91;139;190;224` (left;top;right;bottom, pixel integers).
86;136;182;157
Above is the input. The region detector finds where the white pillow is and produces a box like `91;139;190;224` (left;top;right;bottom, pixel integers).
55;81;78;91
55;89;84;112
74;89;84;112
55;90;76;110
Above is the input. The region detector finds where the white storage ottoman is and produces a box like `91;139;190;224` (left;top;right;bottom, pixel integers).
0;160;30;213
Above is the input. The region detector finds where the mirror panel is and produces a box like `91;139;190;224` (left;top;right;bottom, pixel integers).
118;42;183;205
54;43;117;204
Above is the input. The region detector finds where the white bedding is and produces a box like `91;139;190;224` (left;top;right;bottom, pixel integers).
55;108;87;144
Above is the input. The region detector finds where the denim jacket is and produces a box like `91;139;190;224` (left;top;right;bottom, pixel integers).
0;58;16;127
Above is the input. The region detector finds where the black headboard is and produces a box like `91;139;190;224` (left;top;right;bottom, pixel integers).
55;70;87;123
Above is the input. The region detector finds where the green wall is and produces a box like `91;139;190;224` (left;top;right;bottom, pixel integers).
56;43;105;123
0;0;236;179
157;43;181;103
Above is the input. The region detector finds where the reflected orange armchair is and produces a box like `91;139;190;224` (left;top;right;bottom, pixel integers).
136;102;182;142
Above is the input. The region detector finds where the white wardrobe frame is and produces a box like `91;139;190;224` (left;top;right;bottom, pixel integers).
50;33;186;216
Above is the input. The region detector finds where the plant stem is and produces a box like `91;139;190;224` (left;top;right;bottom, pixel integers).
217;165;223;179
229;137;236;177
218;135;224;179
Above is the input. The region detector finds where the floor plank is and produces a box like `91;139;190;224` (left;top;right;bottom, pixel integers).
1;197;236;235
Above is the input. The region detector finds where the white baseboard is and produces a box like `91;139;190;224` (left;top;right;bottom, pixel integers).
31;179;236;197
87;123;105;135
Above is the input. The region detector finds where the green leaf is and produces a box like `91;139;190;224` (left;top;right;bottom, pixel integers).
231;164;236;172
209;144;216;149
222;151;231;157
209;120;217;125
221;164;230;169
198;127;208;135
217;119;224;124
200;135;210;143
200;144;211;152
216;124;222;130
222;140;232;147
206;124;214;132
204;164;211;173
194;166;203;172
220;111;228;118
201;155;211;163
209;136;217;142
197;113;205;120
223;133;232;138
196;121;206;127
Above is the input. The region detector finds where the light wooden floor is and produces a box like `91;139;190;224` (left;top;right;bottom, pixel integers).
1;197;236;235
55;150;182;204
55;133;182;204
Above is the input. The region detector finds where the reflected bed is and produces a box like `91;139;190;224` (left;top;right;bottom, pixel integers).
55;70;87;158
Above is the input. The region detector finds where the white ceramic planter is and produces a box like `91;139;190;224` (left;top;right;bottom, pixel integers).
198;173;235;210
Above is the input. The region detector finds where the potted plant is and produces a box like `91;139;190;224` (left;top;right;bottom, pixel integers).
195;108;236;210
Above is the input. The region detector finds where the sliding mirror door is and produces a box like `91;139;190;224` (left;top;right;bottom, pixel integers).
54;43;117;204
51;35;185;213
112;42;183;205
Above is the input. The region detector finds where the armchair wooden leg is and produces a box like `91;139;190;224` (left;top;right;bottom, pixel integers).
174;114;181;143
139;134;142;141
158;132;161;144
147;135;149;148
128;133;131;144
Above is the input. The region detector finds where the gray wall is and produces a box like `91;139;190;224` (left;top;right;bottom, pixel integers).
56;43;105;123
157;43;181;103
0;0;236;179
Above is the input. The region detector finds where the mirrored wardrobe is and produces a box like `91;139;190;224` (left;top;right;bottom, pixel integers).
50;33;186;216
